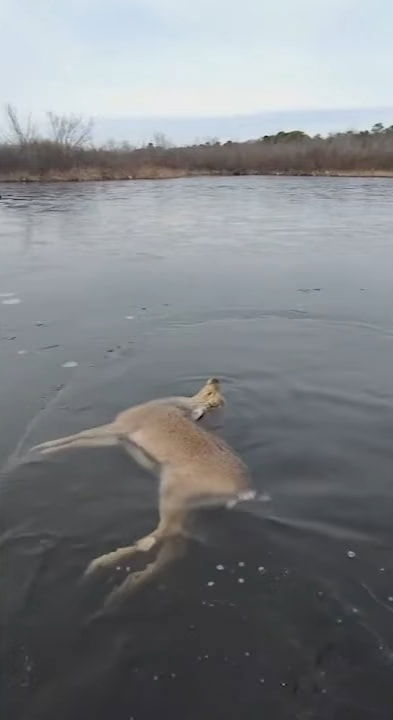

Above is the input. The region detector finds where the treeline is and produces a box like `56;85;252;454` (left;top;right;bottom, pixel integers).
0;105;392;181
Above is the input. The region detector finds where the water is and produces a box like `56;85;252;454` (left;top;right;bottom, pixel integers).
1;177;393;719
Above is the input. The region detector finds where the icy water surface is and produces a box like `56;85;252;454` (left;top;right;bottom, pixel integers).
1;177;393;719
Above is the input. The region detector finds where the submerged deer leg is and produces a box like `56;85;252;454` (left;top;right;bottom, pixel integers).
103;535;186;609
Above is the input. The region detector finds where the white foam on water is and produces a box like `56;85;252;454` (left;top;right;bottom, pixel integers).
0;292;16;297
17;350;28;355
216;564;225;571
388;597;393;602
238;561;245;567
207;581;215;587
238;578;245;583
2;297;21;305
125;315;135;320
226;489;256;508
346;550;356;558
241;490;257;500
61;361;78;368
257;492;272;502
258;566;265;573
226;498;237;509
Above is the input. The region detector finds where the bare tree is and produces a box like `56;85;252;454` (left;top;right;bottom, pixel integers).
120;140;135;152
47;112;94;149
4;104;36;145
152;132;173;149
103;138;117;151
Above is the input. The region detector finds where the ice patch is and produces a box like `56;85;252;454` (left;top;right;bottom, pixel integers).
226;489;256;508
2;297;21;304
125;315;135;320
257;492;272;503
17;350;28;355
0;292;16;297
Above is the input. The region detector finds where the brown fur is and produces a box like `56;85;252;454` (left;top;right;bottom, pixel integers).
30;378;251;608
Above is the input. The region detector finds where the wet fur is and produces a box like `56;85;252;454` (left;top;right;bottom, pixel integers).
30;378;251;608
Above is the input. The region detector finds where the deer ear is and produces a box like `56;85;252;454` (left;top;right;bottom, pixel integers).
191;406;205;421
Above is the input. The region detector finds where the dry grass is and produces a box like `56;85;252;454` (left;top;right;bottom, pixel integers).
0;166;196;182
1;127;393;182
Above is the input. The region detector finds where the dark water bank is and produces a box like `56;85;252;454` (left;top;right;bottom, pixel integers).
1;177;393;719
1;168;393;182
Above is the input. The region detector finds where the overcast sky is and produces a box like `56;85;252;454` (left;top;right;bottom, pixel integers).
1;0;392;139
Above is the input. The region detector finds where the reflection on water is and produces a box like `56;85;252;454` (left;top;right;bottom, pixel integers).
1;178;393;719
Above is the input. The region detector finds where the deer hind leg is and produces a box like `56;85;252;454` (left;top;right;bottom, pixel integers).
30;423;116;455
84;520;168;577
103;535;186;610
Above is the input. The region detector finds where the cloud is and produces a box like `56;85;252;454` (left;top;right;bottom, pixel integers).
1;0;392;122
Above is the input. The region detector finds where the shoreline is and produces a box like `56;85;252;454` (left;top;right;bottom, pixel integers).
1;168;393;183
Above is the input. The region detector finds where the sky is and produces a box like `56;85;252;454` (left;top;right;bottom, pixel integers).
1;0;393;143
